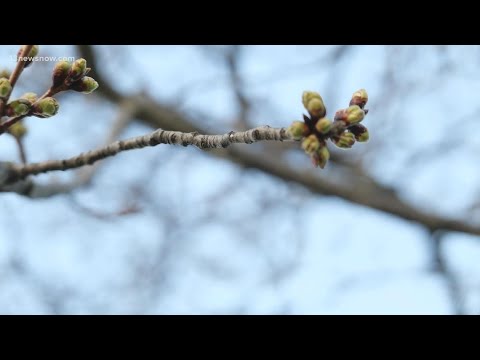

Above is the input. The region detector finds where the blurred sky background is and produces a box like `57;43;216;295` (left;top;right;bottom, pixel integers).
0;45;479;314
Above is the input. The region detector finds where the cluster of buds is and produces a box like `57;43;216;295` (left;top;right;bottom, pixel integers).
287;89;369;169
52;58;98;94
0;46;100;138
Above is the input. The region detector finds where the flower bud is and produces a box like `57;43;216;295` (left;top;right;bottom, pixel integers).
0;78;12;99
311;145;330;169
346;105;365;124
17;45;39;68
6;99;31;117
349;89;368;109
32;97;59;118
70;76;99;94
349;124;369;142
315;117;332;134
302;91;326;119
302;91;321;108
68;58;88;83
301;134;321;155
332;131;356;149
20;92;38;104
0;69;10;79
8;121;27;138
52;61;71;87
334;105;365;125
287;121;309;140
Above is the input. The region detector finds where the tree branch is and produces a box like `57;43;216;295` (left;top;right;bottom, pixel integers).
72;45;480;237
430;230;465;314
0;126;291;185
0;99;138;198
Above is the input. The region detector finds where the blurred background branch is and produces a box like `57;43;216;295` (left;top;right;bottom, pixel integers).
0;45;479;314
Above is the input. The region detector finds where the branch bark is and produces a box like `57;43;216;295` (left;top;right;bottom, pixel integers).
0;126;291;185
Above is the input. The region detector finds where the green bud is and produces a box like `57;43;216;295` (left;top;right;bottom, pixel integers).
8;121;27;138
20;92;38;104
6;99;31;117
311;145;330;169
349;124;369;142
301;134;321;155
332;131;356;149
68;58;88;82
32;97;59;118
349;89;368;109
0;69;10;79
70;76;99;94
307;99;327;119
302;91;326;119
52;61;71;87
315;117;332;134
0;78;12;99
28;45;39;57
17;45;39;68
302;91;322;108
346;105;365;124
287;120;309;140
334;105;365;125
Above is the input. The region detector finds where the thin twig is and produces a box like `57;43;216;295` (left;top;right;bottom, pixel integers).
14;137;27;164
9;45;34;88
430;230;465;315
3;126;290;182
0;99;138;198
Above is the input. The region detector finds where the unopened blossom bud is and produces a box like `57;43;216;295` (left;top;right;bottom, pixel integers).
301;134;321;155
8;121;27;138
68;58;88;83
6;99;31;117
0;69;10;79
17;45;39;68
32;97;59;118
332;131;356;149
52;61;71;87
349;89;368;109
349;124;369;142
315;117;332;134
334;105;365;125
20;92;38;104
311;145;330;169
0;78;12;99
302;91;326;119
70;76;99;94
287;121;309;140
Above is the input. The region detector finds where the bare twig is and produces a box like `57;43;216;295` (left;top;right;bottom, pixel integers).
225;45;251;129
0;99;138;198
9;45;34;88
14;137;27;164
430;230;465;315
1;125;290;183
